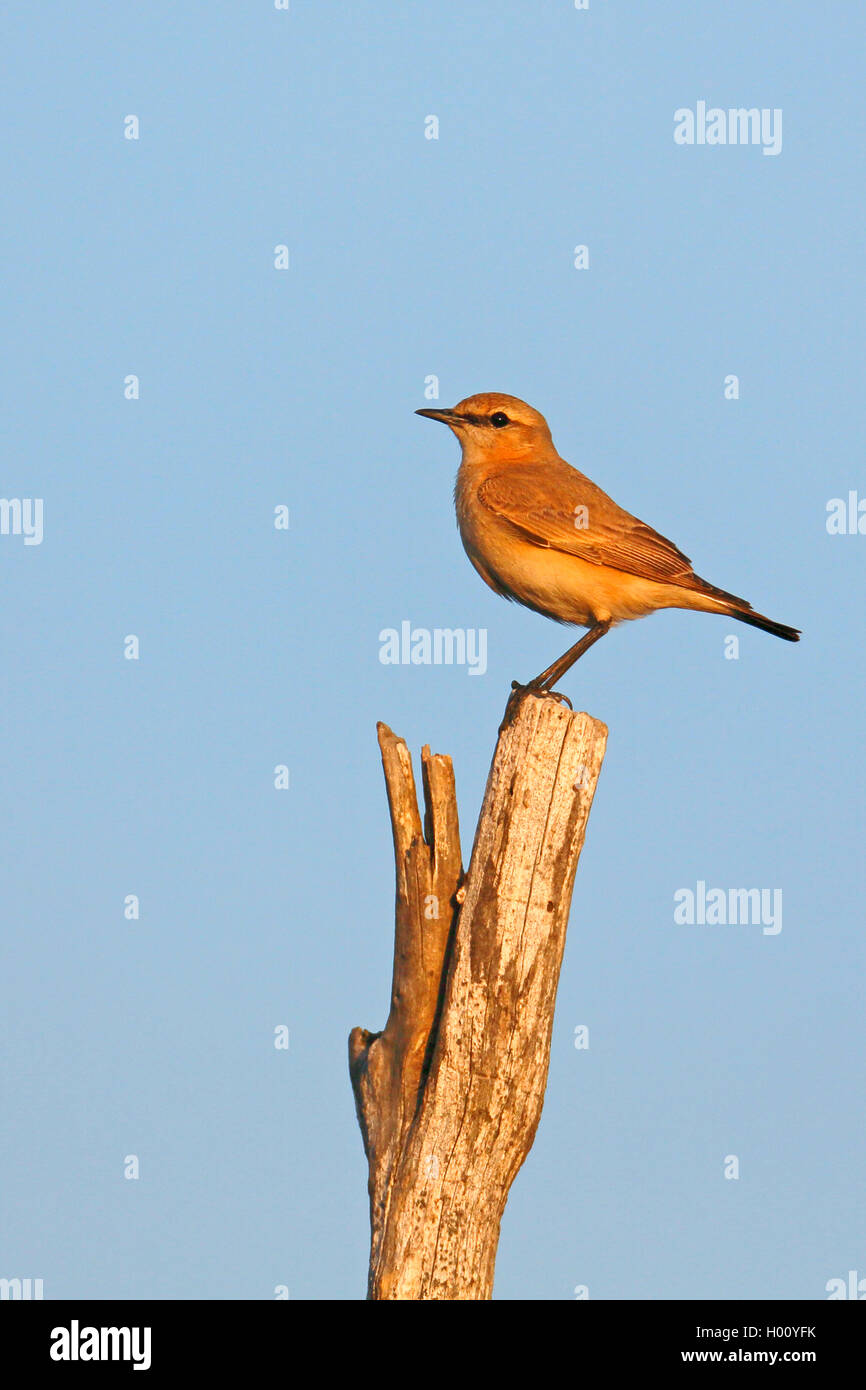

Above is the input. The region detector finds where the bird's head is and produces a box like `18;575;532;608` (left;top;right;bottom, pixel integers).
416;392;554;461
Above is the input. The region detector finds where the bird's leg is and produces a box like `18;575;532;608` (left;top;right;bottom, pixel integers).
500;621;612;733
529;620;612;692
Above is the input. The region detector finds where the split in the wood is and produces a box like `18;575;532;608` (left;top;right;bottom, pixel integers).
349;696;607;1298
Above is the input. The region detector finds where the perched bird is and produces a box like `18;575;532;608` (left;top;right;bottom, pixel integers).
416;392;799;696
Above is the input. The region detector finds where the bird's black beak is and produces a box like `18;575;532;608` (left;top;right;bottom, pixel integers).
415;407;463;426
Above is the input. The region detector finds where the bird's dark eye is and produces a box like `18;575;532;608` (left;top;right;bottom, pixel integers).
490;412;510;428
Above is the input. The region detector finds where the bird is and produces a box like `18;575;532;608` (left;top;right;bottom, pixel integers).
416;392;799;701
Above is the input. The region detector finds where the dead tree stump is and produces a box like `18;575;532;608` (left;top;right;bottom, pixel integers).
349;691;608;1300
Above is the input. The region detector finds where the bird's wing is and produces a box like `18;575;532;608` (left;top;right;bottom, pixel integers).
476;459;710;591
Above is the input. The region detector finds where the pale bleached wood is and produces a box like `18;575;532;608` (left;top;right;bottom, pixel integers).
348;724;464;1285
349;693;607;1300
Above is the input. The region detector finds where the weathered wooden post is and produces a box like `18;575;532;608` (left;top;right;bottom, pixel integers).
349;691;607;1299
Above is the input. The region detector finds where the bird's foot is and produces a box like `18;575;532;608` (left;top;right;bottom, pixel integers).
498;681;531;733
498;680;572;734
536;684;573;710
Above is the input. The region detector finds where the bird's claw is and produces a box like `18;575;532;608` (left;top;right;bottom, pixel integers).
522;680;573;711
540;686;573;710
499;680;572;734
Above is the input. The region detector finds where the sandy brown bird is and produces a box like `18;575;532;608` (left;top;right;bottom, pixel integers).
417;392;799;696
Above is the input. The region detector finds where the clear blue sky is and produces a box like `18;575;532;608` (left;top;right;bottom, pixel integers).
1;1;863;1300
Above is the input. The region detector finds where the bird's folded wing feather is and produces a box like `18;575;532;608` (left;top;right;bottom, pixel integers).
477;461;707;590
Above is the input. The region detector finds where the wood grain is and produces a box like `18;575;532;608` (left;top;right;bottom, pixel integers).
350;692;607;1299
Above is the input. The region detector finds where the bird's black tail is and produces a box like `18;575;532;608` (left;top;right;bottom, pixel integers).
730;606;800;642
